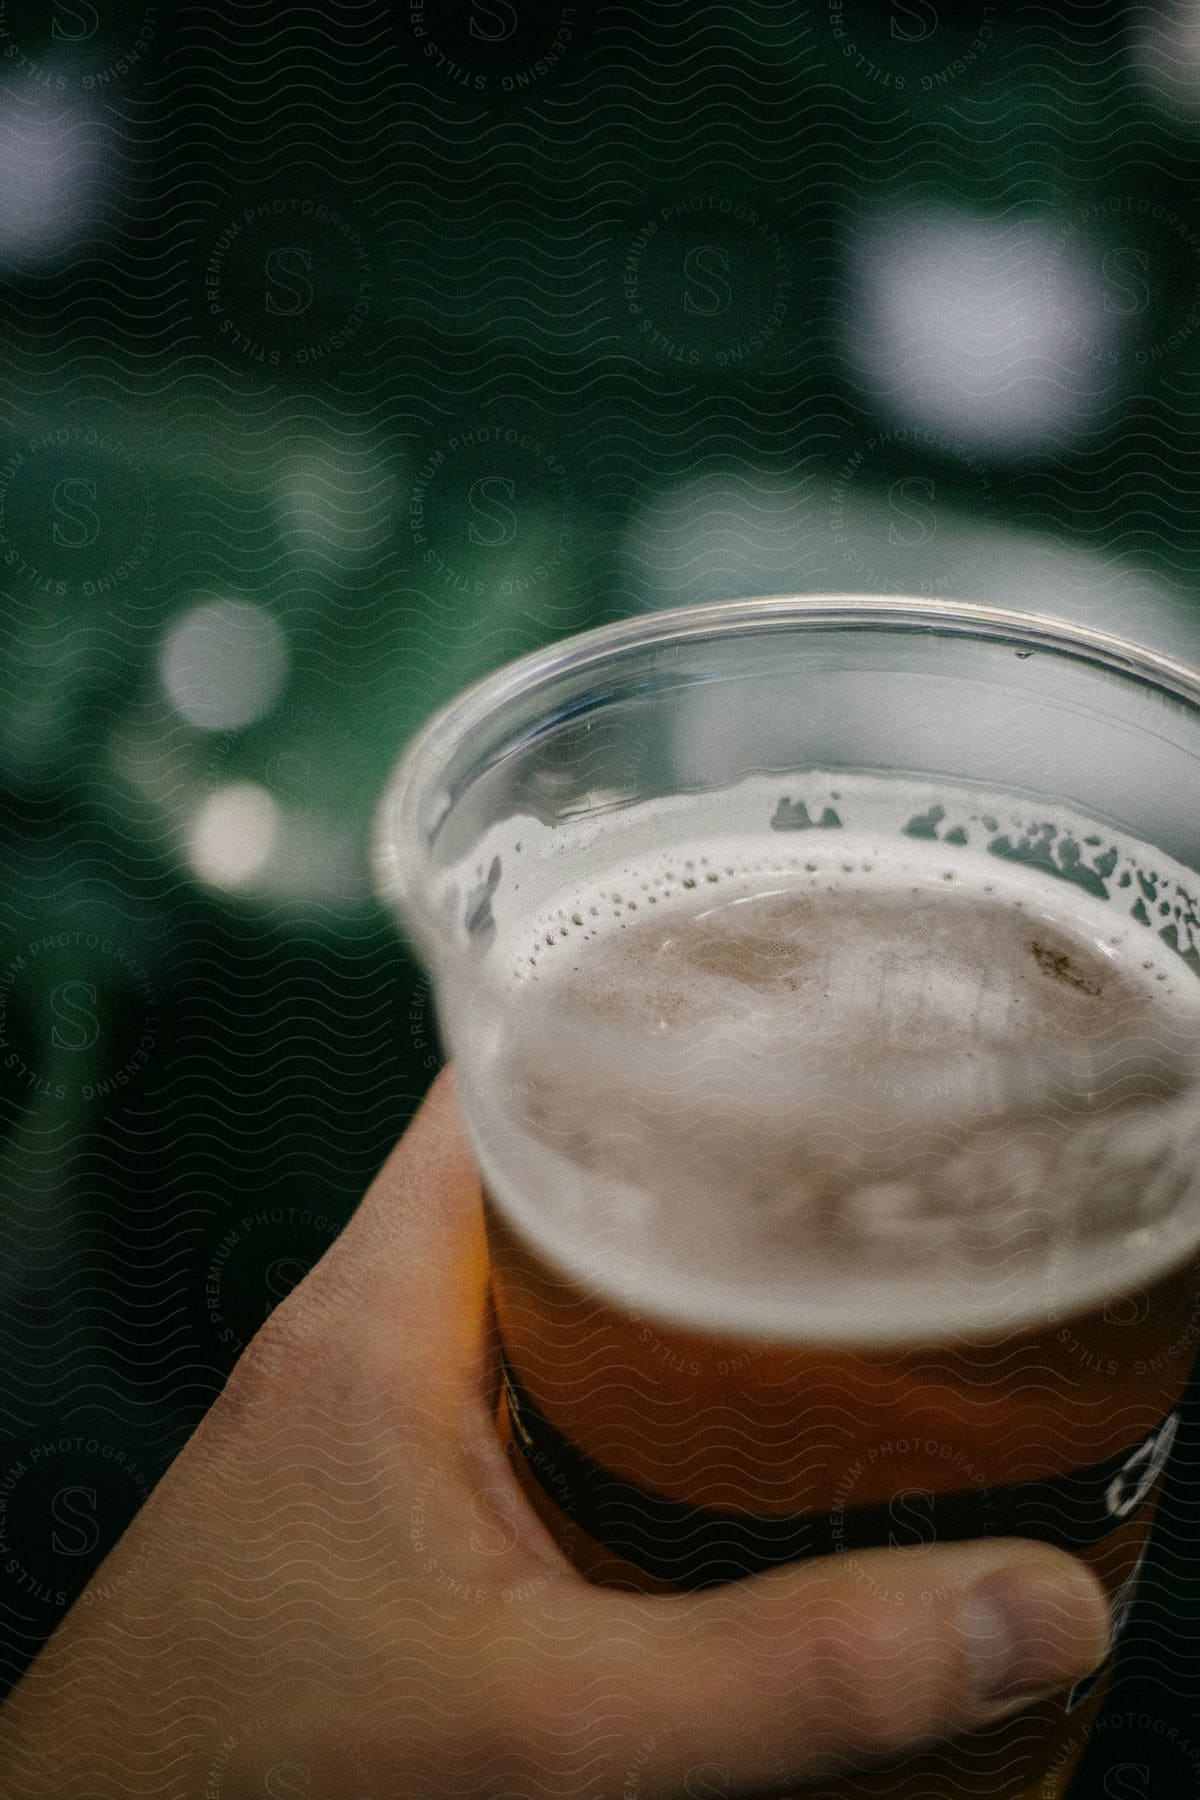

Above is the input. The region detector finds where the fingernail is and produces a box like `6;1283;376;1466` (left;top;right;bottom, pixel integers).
961;1563;1111;1713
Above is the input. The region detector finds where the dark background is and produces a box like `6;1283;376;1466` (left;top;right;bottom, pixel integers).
0;2;1198;1791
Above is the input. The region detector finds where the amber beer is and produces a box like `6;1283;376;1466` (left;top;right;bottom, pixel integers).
469;786;1200;1800
374;600;1200;1800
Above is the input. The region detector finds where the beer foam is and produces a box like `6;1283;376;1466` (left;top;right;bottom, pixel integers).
451;774;1200;1344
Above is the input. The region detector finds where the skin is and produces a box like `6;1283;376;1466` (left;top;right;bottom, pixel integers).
0;1069;1110;1799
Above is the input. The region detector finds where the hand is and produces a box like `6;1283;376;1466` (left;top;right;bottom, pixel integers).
0;1068;1110;1799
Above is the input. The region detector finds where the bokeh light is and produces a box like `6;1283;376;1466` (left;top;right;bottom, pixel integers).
186;781;279;890
844;207;1115;454
0;86;102;265
159;598;289;732
1132;0;1200;111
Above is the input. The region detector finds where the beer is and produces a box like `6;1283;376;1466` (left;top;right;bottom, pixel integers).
460;772;1200;1800
375;598;1200;1799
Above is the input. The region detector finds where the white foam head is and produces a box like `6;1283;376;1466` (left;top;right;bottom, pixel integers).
446;773;1200;1344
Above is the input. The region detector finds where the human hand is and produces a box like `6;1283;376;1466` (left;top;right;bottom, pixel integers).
0;1068;1111;1799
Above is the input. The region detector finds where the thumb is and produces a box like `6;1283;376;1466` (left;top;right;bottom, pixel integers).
533;1539;1110;1796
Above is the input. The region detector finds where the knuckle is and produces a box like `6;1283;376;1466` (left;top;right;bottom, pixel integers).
215;1333;277;1421
216;1310;300;1422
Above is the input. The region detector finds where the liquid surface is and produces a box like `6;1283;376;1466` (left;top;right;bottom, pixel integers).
456;774;1200;1342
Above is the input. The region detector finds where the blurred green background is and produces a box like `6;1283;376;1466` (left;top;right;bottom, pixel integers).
1;1;1199;1786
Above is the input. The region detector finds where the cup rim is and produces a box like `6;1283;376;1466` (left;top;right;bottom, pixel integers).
373;593;1200;946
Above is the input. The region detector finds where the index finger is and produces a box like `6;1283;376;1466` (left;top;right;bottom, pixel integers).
305;1067;493;1412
